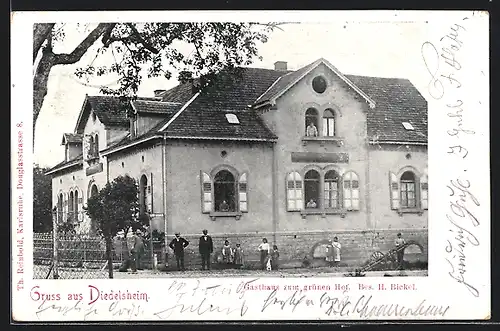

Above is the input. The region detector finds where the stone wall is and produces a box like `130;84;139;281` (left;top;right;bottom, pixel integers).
161;228;427;270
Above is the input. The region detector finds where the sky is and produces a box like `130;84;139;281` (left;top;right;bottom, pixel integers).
33;20;433;168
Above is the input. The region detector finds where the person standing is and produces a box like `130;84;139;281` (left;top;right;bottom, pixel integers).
332;237;342;266
271;245;280;270
325;239;334;267
169;232;189;271
306;121;318;137
258;238;271;270
233;243;244;268
130;229;145;273
395;232;406;270
222;240;234;265
198;229;213;270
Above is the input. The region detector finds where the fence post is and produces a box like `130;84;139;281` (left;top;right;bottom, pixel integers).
52;207;59;279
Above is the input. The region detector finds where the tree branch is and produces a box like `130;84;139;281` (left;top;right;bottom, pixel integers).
53;23;115;65
33;23;55;63
126;23;160;54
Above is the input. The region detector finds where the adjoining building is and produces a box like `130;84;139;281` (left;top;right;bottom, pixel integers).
46;58;428;268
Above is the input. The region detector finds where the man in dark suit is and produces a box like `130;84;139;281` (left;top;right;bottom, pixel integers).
169;232;189;271
198;229;214;270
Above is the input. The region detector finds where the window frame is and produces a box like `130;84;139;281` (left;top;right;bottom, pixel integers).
390;168;426;215
400;171;417;209
201;166;246;219
304;169;321;209
322;109;336;137
323;169;341;209
305;108;319;137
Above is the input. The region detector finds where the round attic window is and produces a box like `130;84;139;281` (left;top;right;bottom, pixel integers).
312;76;327;94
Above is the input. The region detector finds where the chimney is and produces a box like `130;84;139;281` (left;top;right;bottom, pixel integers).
154;89;166;97
274;61;288;71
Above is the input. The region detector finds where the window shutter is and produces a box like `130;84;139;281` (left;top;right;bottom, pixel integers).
389;172;399;210
420;174;428;210
83;134;92;161
343;172;360;211
239;173;248;212
201;171;212;213
147;173;153;213
286;172;303;211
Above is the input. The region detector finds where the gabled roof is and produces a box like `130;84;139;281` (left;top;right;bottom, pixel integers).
74;95;131;133
157;67;284;141
89;59;428;158
254;58;376;109
62;133;83;145
346;75;427;144
45;154;83;176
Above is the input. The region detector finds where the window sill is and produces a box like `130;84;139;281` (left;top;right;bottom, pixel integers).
210;211;243;221
302;136;344;147
397;208;425;216
300;209;347;218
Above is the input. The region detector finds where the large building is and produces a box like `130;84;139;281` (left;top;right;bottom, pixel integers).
46;58;428;268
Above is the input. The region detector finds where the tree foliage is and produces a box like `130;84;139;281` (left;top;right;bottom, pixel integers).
85;175;147;239
33;164;53;233
33;22;283;135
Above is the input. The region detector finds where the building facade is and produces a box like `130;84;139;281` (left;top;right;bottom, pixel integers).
46;58;428;268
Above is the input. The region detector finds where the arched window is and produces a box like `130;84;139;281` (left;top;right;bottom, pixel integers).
89;136;94;157
323;109;336;137
74;190;79;221
57;193;63;222
90;184;98;198
343;171;360;210
304;170;320;209
214;170;236;212
69;191;75;221
139;175;148;215
324;170;340;209
400;171;416;208
305;108;319;137
286;172;303;211
94;134;99;156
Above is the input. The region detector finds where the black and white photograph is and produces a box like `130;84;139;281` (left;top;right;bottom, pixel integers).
32;20;429;280
12;10;490;321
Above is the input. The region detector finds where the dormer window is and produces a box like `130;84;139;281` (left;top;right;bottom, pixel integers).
402;122;415;130
225;113;240;124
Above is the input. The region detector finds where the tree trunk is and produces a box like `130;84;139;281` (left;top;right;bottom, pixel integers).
33;23;55;62
33;48;55;146
105;234;114;279
32;23;115;140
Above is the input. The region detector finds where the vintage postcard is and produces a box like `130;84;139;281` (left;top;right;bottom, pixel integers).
11;10;490;321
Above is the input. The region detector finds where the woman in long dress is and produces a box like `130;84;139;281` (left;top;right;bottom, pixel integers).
258;238;271;270
332;237;342;266
325;239;334;266
233;243;244;268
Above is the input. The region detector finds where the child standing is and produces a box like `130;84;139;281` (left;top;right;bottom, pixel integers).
222;239;233;264
271;245;280;270
233;243;244;268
